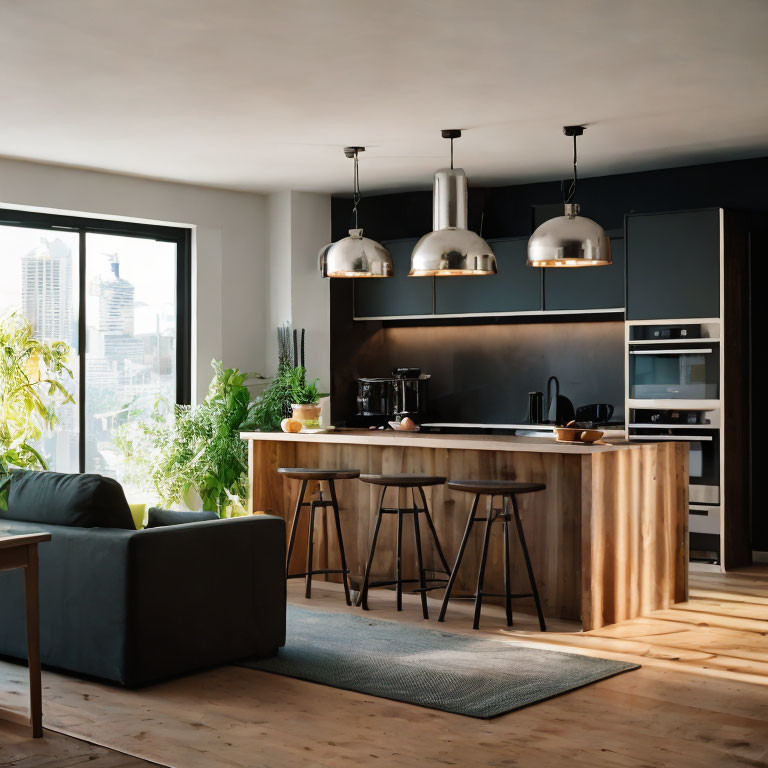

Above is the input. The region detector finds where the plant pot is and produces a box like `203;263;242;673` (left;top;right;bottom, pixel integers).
291;403;322;430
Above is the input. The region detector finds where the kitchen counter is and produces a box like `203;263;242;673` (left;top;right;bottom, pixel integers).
242;429;688;630
239;429;627;454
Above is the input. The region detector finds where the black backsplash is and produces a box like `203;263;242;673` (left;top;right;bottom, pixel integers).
330;155;768;426
331;320;624;425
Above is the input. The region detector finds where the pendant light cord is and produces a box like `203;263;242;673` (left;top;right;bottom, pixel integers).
450;137;454;170
352;149;361;229
564;133;578;204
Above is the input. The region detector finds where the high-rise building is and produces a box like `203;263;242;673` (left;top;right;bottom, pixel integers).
98;254;135;335
21;237;75;344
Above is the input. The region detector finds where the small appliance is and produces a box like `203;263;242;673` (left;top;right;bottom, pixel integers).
356;368;430;426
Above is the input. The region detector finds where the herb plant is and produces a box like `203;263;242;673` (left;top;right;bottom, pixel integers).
244;325;325;431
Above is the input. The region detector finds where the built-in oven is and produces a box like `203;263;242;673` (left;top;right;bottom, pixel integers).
628;341;719;401
628;421;720;505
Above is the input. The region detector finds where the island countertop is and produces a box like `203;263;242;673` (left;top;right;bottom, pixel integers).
243;429;688;630
239;428;633;455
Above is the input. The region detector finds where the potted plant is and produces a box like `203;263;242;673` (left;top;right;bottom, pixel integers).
115;360;263;515
286;366;322;429
245;326;326;432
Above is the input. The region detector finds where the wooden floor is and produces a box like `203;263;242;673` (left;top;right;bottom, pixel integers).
0;566;767;768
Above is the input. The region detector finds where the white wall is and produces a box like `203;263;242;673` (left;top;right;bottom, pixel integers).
265;191;331;389
0;156;269;402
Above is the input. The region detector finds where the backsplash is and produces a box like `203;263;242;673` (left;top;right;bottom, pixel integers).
330;319;625;425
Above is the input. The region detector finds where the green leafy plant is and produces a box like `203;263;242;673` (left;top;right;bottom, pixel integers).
0;312;74;508
285;365;320;405
116;361;263;513
244;325;326;431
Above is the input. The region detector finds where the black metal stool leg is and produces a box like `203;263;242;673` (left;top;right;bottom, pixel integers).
305;497;317;599
411;489;429;619
510;494;546;632
395;506;404;611
502;497;513;627
438;493;479;622
473;495;495;630
417;486;451;575
328;480;352;606
286;479;307;577
361;486;387;611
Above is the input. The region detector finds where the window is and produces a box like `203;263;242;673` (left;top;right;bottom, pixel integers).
0;209;191;486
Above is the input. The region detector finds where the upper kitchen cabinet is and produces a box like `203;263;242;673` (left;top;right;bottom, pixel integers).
626;209;721;320
353;238;434;319
434;236;542;315
544;228;625;312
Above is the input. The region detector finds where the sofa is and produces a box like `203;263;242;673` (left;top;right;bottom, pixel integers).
0;469;286;687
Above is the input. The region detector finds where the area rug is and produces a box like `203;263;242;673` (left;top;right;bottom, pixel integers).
238;606;639;718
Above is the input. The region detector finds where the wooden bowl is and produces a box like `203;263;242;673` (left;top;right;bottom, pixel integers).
554;427;604;444
578;429;604;443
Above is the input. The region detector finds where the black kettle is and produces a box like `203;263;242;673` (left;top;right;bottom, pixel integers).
546;376;575;426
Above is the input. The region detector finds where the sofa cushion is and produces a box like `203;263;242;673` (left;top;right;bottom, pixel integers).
6;470;134;529
146;508;219;527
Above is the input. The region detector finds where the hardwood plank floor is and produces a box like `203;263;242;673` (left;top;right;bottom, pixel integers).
0;719;157;767
0;566;766;768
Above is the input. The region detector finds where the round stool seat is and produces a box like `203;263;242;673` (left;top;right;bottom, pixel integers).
278;467;360;481
447;480;546;495
359;473;446;488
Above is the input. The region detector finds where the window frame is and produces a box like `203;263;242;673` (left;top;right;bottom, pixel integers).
0;207;192;473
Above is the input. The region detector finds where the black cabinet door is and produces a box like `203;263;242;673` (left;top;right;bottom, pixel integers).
626;209;721;321
353;238;434;319
434;237;541;315
544;229;625;311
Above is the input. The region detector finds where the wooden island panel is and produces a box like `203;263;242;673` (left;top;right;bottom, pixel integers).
245;432;688;630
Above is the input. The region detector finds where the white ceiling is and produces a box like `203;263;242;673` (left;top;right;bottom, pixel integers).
1;0;767;194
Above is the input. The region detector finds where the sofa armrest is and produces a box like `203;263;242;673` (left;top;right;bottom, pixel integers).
0;522;135;683
124;514;286;686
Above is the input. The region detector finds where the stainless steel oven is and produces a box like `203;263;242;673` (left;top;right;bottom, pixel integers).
628;342;719;401
628;425;720;504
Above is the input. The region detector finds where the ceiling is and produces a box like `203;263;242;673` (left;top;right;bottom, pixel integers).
1;0;767;194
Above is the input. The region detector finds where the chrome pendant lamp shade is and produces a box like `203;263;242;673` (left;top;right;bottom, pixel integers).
409;130;496;277
527;126;611;268
320;147;393;278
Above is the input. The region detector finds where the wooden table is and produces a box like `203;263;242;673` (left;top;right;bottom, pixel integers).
0;531;51;738
242;430;689;630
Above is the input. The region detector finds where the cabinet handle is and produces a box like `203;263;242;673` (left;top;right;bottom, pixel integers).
629;435;713;442
629;348;713;355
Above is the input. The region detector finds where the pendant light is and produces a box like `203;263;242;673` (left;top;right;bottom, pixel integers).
527;126;611;267
409;130;496;277
319;147;393;278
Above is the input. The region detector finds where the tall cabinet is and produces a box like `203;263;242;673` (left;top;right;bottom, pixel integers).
624;208;751;571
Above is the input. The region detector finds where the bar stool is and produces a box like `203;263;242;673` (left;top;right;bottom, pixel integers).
279;467;360;605
438;480;547;631
358;474;451;619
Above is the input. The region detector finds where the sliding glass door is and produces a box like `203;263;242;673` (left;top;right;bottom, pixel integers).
0;210;191;482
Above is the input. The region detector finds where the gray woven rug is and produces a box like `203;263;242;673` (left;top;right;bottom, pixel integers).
238;606;639;718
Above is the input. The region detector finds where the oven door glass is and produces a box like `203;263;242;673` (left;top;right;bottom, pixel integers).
628;428;719;504
629;343;719;400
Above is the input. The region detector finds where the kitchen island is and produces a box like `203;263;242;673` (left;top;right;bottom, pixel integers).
241;430;688;630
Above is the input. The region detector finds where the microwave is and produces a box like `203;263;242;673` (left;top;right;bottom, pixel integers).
628;341;719;401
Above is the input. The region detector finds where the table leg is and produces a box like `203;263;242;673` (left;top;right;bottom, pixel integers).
24;544;43;738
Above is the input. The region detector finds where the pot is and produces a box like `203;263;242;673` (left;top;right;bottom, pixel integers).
291;403;322;429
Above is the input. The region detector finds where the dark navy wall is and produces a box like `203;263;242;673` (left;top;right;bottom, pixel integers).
329;155;768;427
332;155;768;242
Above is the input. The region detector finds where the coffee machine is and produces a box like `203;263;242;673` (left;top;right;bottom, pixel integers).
356;368;430;426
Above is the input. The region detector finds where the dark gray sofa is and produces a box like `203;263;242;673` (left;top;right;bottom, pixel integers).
0;470;286;687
